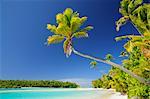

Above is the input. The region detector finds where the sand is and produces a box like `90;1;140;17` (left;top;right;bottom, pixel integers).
0;88;128;99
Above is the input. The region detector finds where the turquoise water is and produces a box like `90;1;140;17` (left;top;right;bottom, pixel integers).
0;88;104;99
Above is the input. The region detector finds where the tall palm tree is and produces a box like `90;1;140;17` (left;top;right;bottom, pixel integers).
46;8;150;85
46;8;93;57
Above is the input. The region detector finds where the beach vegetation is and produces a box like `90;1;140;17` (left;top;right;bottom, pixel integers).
45;0;150;98
92;0;150;98
0;80;79;88
46;7;149;85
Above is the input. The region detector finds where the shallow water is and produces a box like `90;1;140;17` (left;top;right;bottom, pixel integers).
0;88;107;99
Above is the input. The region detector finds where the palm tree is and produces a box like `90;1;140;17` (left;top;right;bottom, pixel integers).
116;0;150;58
46;8;93;57
46;8;150;85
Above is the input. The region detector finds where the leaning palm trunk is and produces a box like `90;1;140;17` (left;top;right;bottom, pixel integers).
72;48;150;85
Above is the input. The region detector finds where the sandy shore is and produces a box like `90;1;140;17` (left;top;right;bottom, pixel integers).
0;88;127;99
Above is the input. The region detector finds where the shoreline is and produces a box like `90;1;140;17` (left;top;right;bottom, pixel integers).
0;88;127;99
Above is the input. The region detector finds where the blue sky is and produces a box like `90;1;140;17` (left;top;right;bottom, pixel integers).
0;0;142;86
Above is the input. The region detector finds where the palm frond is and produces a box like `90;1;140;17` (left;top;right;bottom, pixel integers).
63;8;73;19
120;0;131;15
56;13;64;24
73;32;88;38
63;8;73;27
144;33;150;39
90;61;97;68
128;0;142;13
115;35;142;41
124;41;133;52
116;16;129;31
80;17;87;25
70;17;82;32
133;42;150;48
47;35;65;45
79;26;93;32
130;4;150;34
105;54;113;61
70;16;90;33
72;11;79;17
145;4;150;31
47;24;57;34
56;23;71;37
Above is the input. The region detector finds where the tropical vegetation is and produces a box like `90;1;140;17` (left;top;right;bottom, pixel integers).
92;48;150;98
46;4;149;85
0;80;79;88
92;0;150;98
45;0;150;98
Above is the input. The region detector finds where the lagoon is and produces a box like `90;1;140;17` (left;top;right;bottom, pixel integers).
0;88;120;99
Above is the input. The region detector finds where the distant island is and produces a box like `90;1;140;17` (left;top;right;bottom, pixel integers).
0;80;80;88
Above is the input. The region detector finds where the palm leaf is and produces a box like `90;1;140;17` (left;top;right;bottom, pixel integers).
63;8;73;26
116;16;129;31
124;41;133;52
132;41;150;48
73;32;88;38
130;4;150;34
47;24;57;34
47;35;65;45
144;33;150;38
56;13;64;24
79;26;93;32
63;8;73;19
90;61;97;68
72;11;79;17
119;8;128;16
115;35;141;41
105;54;113;61
128;0;142;13
80;17;87;25
146;4;150;31
70;17;82;32
120;0;130;15
56;23;71;37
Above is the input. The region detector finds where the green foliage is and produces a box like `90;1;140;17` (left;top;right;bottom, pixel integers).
116;0;150;58
47;35;65;44
92;47;150;98
78;26;93;32
46;8;93;57
116;16;129;31
105;54;113;61
73;32;88;38
0;80;80;88
115;35;141;42
92;79;103;88
115;34;150;55
119;51;128;57
117;0;150;34
45;2;150;98
92;0;150;98
90;61;97;68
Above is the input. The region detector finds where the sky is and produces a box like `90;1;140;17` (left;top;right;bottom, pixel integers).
0;0;144;87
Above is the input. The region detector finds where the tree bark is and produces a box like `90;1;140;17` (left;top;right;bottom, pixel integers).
72;48;150;85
